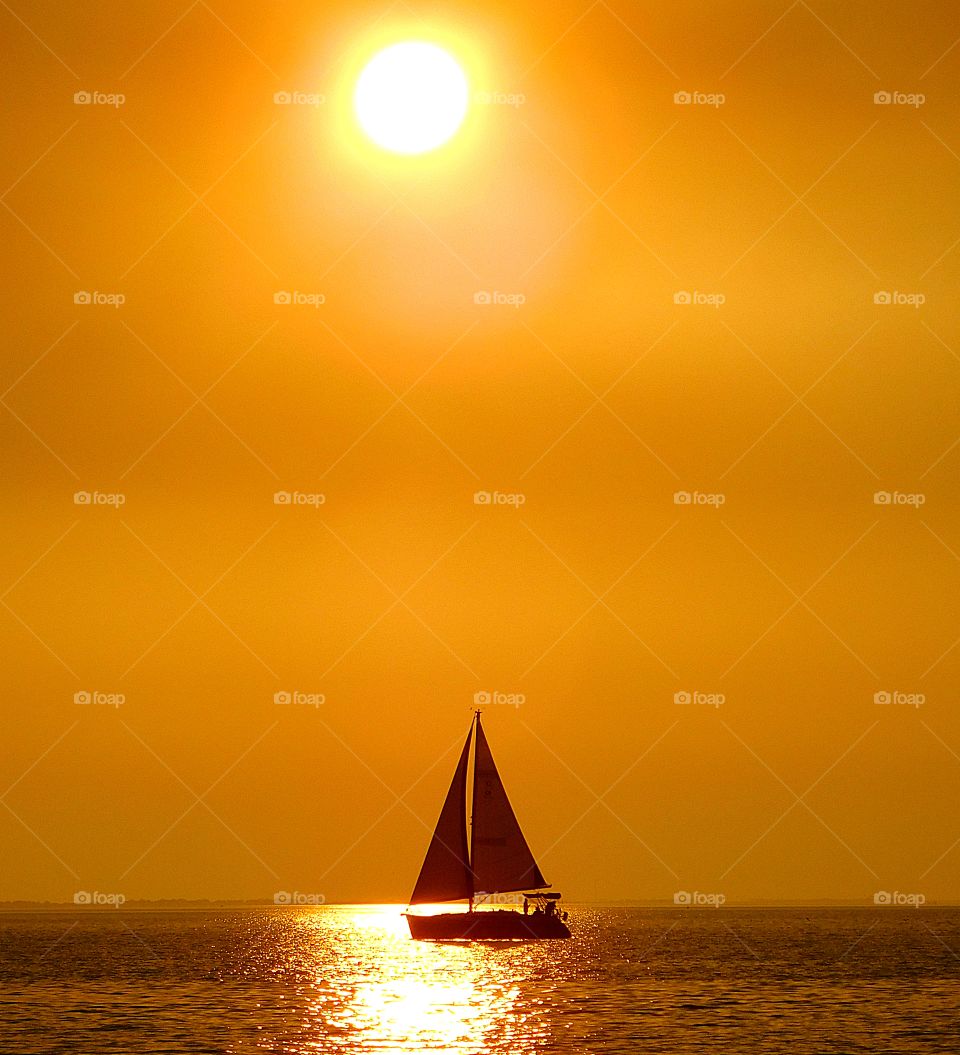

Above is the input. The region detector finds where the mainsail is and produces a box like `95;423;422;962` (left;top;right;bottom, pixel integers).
470;716;547;894
409;725;474;904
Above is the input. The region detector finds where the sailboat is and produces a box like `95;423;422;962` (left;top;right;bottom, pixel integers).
404;710;570;940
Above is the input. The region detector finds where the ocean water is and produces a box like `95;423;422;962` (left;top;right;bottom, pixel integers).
0;906;957;1053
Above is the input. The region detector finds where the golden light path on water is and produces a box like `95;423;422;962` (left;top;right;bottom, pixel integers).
257;904;556;1053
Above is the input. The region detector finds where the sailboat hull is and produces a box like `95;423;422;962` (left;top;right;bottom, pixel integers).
405;910;570;941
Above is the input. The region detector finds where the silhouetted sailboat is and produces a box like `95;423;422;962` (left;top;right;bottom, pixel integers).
404;710;570;940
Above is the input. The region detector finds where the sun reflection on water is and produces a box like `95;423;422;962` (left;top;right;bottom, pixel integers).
272;905;548;1054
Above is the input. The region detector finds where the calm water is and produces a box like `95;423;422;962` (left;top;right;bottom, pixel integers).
0;906;957;1053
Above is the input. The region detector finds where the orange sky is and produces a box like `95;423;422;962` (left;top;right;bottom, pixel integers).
2;0;960;905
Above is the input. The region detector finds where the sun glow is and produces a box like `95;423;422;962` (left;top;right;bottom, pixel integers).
287;907;536;1052
354;42;469;155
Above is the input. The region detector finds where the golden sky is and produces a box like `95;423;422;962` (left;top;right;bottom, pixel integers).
2;0;960;905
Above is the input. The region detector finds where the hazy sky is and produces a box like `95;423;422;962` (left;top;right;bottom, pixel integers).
2;1;960;905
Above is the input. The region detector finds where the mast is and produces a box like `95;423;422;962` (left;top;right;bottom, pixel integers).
468;708;480;912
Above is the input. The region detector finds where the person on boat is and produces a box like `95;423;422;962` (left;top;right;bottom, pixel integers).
523;897;528;915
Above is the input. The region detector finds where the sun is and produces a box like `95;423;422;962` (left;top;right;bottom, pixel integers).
354;42;469;155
